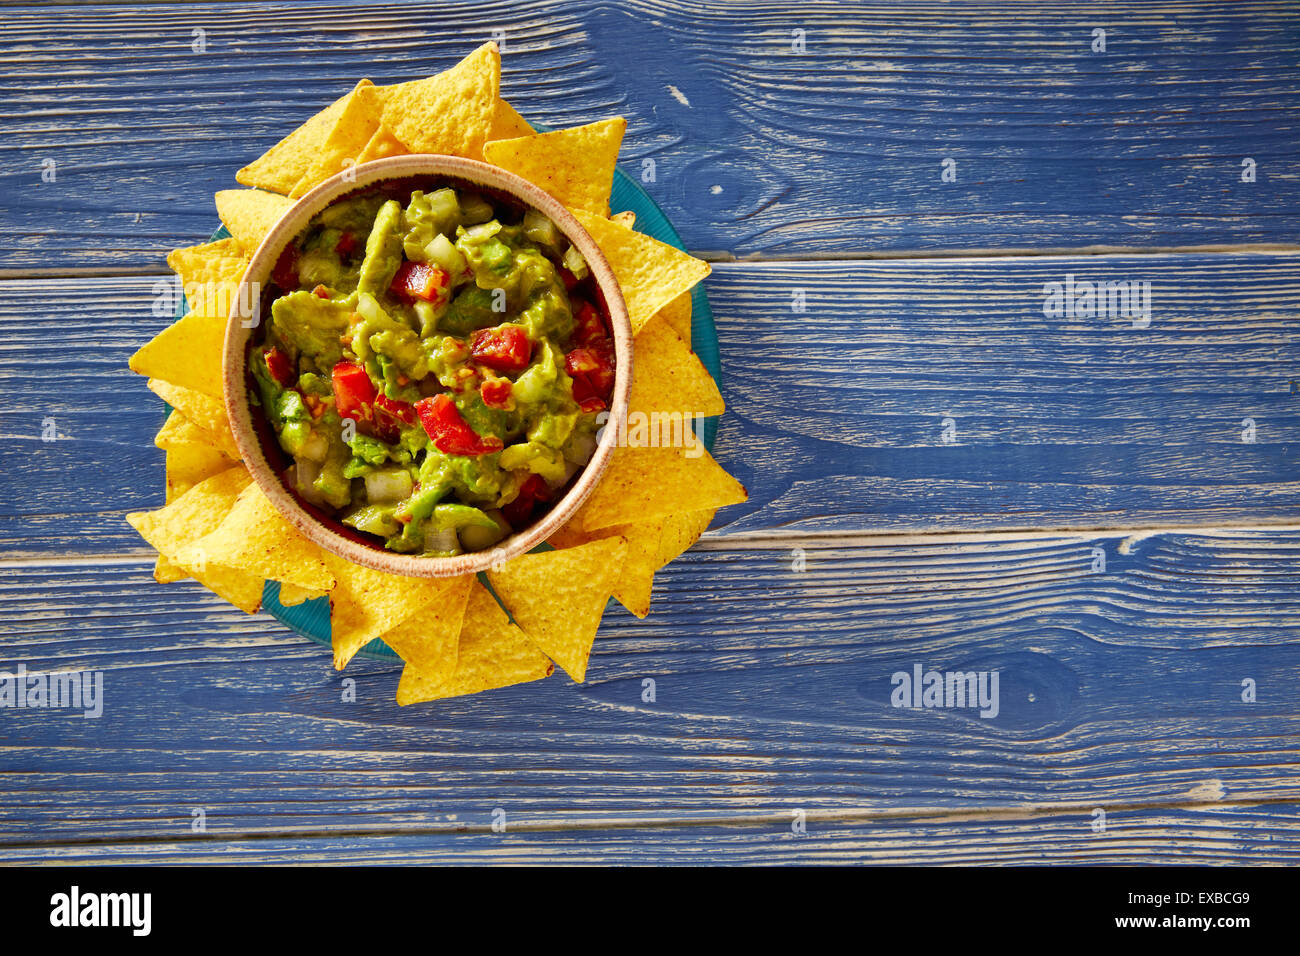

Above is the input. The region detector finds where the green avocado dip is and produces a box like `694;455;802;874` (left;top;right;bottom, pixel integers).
248;180;617;556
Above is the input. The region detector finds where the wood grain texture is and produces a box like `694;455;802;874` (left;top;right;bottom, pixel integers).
0;536;1297;857
4;804;1298;864
4;253;1298;554
1;0;1298;270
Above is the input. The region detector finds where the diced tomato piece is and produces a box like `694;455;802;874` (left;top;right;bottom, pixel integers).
569;372;608;413
335;232;359;258
331;362;378;421
272;246;299;290
312;284;330;299
471;325;532;374
264;347;294;386
573;300;607;346
374;394;416;426
565;348;601;376
390;261;450;303
480;377;513;410
414;394;504;457
559;267;580;292
567;341;615;401
502;474;551;529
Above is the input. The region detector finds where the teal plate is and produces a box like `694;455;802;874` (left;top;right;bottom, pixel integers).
185;167;720;661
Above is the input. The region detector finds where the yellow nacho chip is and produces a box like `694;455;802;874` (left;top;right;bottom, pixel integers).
155;409;214;451
657;290;692;345
483;117;625;216
147;380;241;460
129;306;227;399
215;188;295;254
154;557;187;584
581;438;747;533
487;536;628;682
236;88;354;194
488;98;534;141
610;210;636;230
126;467;263;613
629;314;724;418
289;80;383;198
278;583;329;606
173;483;336;593
164;442;234;502
656;509;715;568
355;122;409;163
166;238;250;314
379;42;500;159
571;210;710;334
548;508;662;619
396;583;553;705
379;574;473;676
325;556;471;670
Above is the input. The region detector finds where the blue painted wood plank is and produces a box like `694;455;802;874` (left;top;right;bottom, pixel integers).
4;253;1298;554
0;537;1298;850
4;803;1297;864
1;1;1298;269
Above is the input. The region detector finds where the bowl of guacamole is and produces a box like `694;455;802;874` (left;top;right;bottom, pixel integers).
223;156;631;578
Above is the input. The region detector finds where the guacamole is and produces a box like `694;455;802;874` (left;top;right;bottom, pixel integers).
249;181;616;556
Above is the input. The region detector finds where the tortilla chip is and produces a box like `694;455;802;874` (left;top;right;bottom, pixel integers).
166;238;250;314
656;509;715;567
289;80;383;198
549;507;663;619
581;438;747;533
126;467;263;613
278;583;328;607
483;118;625;216
236;88;355;194
657;290;691;345
172;483;336;592
379;42;500;159
379;574;473;676
395;583;553;704
155;409;213;450
488;98;534;141
487;536;628;682
629;314;724;418
571;210;710;334
154;557;187;584
356;122;408;163
215;189;295;254
325;555;471;670
165;442;234;502
147;380;241;460
129;305;226;399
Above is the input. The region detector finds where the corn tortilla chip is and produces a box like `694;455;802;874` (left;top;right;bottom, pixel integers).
173;483;336;592
289;80;383;198
488;98;534;141
154;557;187;584
549;507;662;619
657;290;691;345
325;555;471;670
355;122;408;163
278;583;328;606
126;467;263;613
379;42;500;159
129;306;226;400
629;314;724;418
215;188;295;254
656;509;715;568
487;536;628;682
236;89;354;194
165;442;234;502
155;409;212;451
396;582;553;704
147;380;241;460
610;210;636;230
379;574;473;676
483;118;625;216
571;210;710;334
166;238;250;314
581;438;747;533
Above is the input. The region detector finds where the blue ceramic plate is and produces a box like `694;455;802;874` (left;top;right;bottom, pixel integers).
187;167;720;660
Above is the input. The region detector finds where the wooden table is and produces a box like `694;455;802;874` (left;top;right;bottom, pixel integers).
2;1;1298;864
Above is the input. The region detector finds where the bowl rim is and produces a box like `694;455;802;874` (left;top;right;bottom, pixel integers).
222;154;631;579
